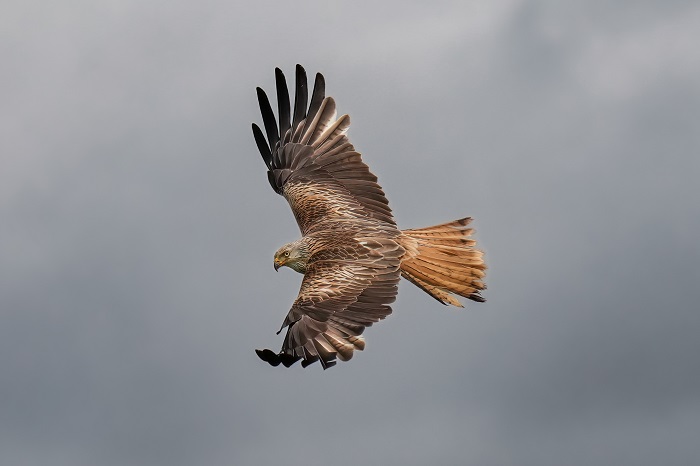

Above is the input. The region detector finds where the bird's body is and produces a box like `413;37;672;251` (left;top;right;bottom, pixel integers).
252;66;486;369
275;219;401;272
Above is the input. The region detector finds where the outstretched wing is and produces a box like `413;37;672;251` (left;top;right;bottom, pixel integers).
256;237;403;369
252;65;395;234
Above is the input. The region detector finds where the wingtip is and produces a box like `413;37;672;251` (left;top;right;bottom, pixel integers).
255;348;281;366
255;87;269;103
274;67;286;84
295;64;308;83
279;353;301;368
321;360;337;370
301;356;319;368
314;72;325;86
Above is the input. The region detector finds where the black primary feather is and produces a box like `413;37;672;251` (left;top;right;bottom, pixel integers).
252;123;272;169
279;353;301;368
306;72;326;125
255;349;281;366
275;68;291;141
256;87;279;152
292;64;308;131
267;171;281;194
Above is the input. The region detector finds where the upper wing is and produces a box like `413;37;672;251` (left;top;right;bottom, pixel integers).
255;237;403;369
252;65;395;234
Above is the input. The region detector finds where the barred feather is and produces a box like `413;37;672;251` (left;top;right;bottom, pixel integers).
252;68;486;371
399;218;487;305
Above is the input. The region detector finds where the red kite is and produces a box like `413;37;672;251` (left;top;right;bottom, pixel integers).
252;66;486;369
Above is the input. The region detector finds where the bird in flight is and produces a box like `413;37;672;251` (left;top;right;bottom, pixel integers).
252;65;486;369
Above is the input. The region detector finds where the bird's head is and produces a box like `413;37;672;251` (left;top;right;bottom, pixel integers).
273;241;309;274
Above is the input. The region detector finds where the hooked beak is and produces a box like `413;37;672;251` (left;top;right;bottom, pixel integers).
274;259;282;271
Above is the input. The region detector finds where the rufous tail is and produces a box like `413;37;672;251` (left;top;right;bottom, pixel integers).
399;218;486;307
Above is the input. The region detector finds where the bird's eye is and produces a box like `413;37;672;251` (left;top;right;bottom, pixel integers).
284;251;290;257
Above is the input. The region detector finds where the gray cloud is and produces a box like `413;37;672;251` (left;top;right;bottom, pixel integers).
1;1;699;465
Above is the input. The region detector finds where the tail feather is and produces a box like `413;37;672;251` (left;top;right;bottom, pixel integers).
415;249;486;269
399;217;486;306
400;269;465;307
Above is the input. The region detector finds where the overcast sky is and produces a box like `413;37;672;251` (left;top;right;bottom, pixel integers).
2;1;699;465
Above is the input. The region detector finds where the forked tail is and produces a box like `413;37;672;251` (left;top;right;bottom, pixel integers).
399;218;486;307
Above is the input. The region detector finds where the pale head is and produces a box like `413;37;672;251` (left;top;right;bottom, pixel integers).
273;239;310;274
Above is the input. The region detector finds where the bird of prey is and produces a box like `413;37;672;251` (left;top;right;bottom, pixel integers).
252;65;486;369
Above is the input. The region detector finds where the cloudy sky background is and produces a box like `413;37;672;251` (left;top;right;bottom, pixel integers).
2;1;699;465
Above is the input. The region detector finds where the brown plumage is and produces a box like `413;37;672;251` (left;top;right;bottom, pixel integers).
252;65;486;369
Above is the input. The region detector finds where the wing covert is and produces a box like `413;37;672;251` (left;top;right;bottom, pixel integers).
252;65;396;234
256;237;403;369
